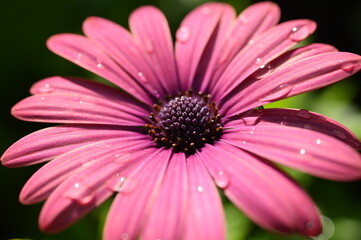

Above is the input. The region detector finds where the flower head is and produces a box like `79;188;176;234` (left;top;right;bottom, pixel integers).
2;1;361;239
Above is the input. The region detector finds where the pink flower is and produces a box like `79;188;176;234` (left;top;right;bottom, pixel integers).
2;1;361;239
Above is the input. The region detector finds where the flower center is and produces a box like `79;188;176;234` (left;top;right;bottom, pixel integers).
147;91;223;154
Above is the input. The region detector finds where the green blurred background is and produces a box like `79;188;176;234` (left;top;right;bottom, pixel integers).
1;0;361;239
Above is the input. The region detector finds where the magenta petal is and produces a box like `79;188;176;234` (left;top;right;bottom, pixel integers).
83;17;168;98
208;1;280;90
1;124;135;167
30;76;148;110
214;19;316;100
39;141;154;233
225;52;361;116
129;6;179;95
182;154;226;240
19;134;150;204
12;92;147;125
229;108;361;149
141;153;188;240
201;142;321;236
223;122;361;181
191;3;236;93
103;149;171;240
175;3;225;91
46;34;154;104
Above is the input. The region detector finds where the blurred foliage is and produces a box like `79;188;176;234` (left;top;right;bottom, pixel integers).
0;0;360;239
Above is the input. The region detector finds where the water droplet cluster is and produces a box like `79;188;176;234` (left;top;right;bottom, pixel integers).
147;91;222;154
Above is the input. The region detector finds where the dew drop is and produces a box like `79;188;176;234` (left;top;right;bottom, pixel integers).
299;148;306;155
259;84;293;102
144;40;154;54
137;72;147;83
38;83;54;93
316;139;322;145
296;109;312;119
241;109;262;126
214;170;230;189
108;174;127;192
96;58;105;69
197;185;204;192
255;57;263;66
280;121;288;126
253;63;273;79
201;6;210;15
64;181;96;205
340;62;355;73
176;26;190;43
289;25;310;42
332;130;346;140
242;140;247;144
120;178;137;194
248;39;255;45
121;233;129;240
75;52;83;63
239;14;248;24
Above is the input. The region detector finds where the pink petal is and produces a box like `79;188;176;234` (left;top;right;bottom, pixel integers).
141;153;188;240
47;34;155;104
228;108;361;149
207;1;280;91
12;92;147;125
182;154;226;240
129;6;179;95
214;19;317;101
191;3;236;93
30;76;149;110
1;124;136;167
103;149;171;240
82;17;168;98
224;52;361;117
223;122;361;181
175;3;224;91
200;142;321;236
20;134;150;204
39;140;155;233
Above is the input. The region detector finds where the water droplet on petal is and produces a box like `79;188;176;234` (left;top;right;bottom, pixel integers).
248;39;254;45
197;185;204;192
176;26;190;43
333;130;346;140
239;14;248;24
64;181;96;205
340;62;355;73
255;57;263;66
296;109;312;119
289;25;310;42
299;148;306;155
38;83;54;93
280;121;288;126
108;174;127;192
120;178;137;194
137;72;148;83
144;40;154;54
75;52;83;63
121;233;129;240
96;58;105;69
214;170;230;189
153;90;160;98
242;140;247;144
241;109;263;126
316;139;322;145
201;6;210;15
260;84;293;102
253;63;273;79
